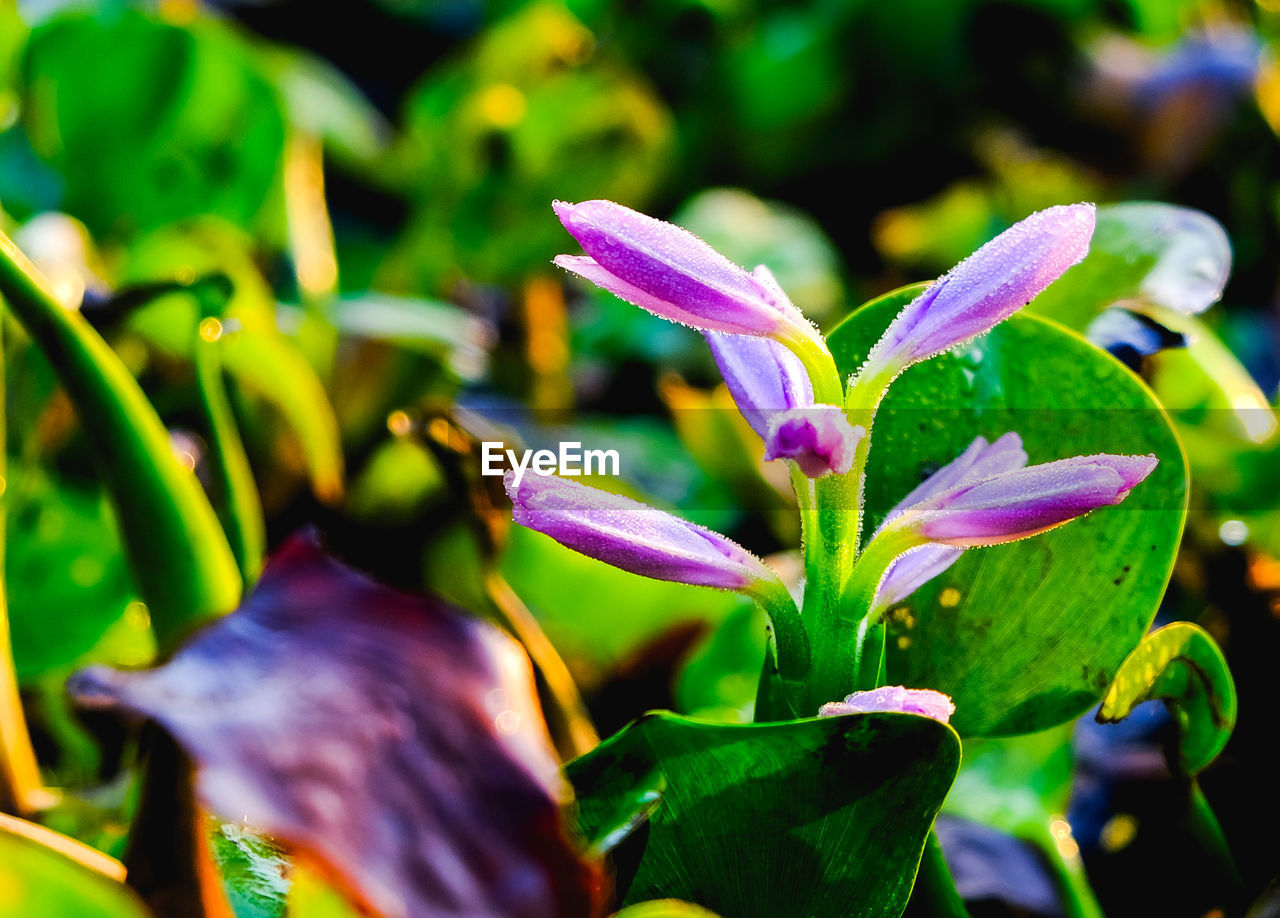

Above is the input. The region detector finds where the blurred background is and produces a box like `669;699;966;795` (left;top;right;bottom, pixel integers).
3;0;1280;915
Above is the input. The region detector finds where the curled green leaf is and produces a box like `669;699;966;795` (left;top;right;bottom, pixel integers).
1097;622;1236;775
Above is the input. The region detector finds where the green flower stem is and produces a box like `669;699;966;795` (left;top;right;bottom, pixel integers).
1025;823;1105;918
0;232;242;648
0;312;41;817
1186;779;1245;904
843;364;897;555
907;831;971;918
807;526;924;710
780;327;844;407
794;362;904;712
192;288;267;587
745;574;810;701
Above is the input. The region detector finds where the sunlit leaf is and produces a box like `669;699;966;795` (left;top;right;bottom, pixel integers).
0;817;144;918
6;467;135;680
69;534;597;918
612;901;724;918
828;287;1187;737
21;10;287;240
567;710;960;917
1097;622;1236;776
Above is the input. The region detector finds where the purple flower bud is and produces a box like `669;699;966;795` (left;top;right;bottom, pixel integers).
883;433;1029;525
894;453;1159;547
705;326;813;441
870;433;1027;611
871;545;965;612
763;406;864;478
706;327;863;478
505;470;777;590
864;204;1096;377
818;685;955;724
553;200;816;341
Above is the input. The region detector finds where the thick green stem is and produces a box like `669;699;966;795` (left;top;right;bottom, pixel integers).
1186;779;1245;906
807;526;923;709
1026;823;1105;918
780;327;844;407
0;233;241;647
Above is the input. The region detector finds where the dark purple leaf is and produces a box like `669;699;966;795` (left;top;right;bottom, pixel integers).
70;533;598;918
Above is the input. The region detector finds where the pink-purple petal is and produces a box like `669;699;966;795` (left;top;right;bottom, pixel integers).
866;204;1096;375
818;686;956;724
705;330;813;440
554;200;809;338
763;406;864;478
505;470;774;590
907;453;1159;547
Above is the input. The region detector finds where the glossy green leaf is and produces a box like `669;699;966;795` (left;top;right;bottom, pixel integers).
828;290;1187;736
566;711;960;917
0;824;146;918
612;902;724;918
1097;622;1236;776
0;231;242;645
6;468;135;681
21;10;286;240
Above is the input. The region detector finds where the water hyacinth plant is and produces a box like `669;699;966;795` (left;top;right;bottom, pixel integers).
516;199;1154;717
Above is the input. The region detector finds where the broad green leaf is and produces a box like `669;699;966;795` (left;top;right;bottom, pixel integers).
566;711;960;917
0;229;242;645
6;468;135;681
385;3;673;288
675;601;769;723
828;289;1187;737
613;902;723;918
1097;622;1236;775
21;10;286;240
0;820;146;917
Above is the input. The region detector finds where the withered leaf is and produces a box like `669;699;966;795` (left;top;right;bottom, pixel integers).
70;533;597;918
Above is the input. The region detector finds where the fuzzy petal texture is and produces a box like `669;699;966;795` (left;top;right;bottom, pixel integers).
872;545;966;612
902;453;1159;547
554;200;811;338
819;686;956;724
505;470;774;590
763;406;864;478
704;328;813;440
871;433;1028;610
865;204;1095;376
